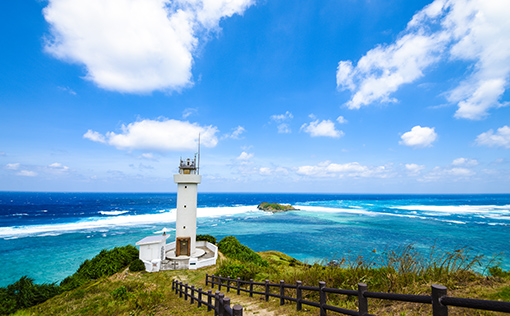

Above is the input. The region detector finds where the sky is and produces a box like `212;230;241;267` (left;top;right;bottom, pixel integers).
1;0;510;194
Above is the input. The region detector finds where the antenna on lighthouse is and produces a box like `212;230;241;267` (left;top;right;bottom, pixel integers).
197;133;201;175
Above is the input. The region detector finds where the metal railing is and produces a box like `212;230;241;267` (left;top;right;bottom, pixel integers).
206;274;510;316
172;279;243;316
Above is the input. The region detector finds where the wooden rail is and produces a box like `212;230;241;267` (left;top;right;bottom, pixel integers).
206;274;510;315
172;279;243;316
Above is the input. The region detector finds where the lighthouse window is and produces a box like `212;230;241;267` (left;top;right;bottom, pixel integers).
184;185;187;189
184;205;187;208
183;226;186;229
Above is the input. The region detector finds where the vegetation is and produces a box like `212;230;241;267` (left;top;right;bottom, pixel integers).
4;237;510;316
1;245;140;315
128;259;146;272
217;236;268;268
196;234;217;245
257;202;296;213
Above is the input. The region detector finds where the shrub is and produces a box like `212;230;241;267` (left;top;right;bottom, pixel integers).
196;234;217;245
216;262;256;280
0;276;61;315
129;259;146;272
111;286;128;300
218;236;268;267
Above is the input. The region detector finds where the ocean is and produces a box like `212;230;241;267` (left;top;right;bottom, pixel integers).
0;192;509;287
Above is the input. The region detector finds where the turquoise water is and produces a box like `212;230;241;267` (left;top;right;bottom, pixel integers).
0;193;509;287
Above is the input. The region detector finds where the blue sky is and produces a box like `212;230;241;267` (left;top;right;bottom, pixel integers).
1;0;509;193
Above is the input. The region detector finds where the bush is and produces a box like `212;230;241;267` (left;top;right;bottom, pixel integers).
196;234;217;245
216;262;256;280
0;276;61;315
129;259;146;272
218;236;268;267
111;286;128;300
60;245;139;291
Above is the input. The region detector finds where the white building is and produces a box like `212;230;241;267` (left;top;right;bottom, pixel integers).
135;156;217;272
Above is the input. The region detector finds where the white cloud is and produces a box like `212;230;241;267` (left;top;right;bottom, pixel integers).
476;125;510;148
83;130;106;143
336;116;348;124
400;126;437;148
182;108;198;118
237;152;253;160
84;119;218;151
139;153;157;160
225;126;246;139
43;0;254;93
259;166;289;176
17;170;38;177
405;163;426;175
452;157;478;167
270;111;293;134
259;167;271;175
301;119;344;138
48;162;70;172
337;0;510;120
296;161;389;178
6;163;20;170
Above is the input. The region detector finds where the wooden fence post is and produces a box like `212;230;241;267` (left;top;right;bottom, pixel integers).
265;280;270;301
218;275;222;291
190;285;195;304
219;293;225;316
185;283;189;301
432;284;448;316
280;280;285;305
215;290;220;316
227;276;231;292
233;304;243;316
319;281;327;316
172;280;174;291
208;290;213;312
249;279;254;297
296;281;302;311
198;287;202;307
237;277;241;295
179;282;183;298
206;273;209;287
223;297;230;316
358;283;368;316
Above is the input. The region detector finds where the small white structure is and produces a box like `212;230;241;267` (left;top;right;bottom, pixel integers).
135;234;169;272
135;154;217;272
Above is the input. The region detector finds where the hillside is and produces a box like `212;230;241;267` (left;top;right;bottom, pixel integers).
8;239;510;316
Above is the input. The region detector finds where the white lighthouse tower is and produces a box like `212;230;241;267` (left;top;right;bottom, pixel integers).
174;156;201;257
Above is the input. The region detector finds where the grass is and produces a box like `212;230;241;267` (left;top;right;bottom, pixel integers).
9;237;510;316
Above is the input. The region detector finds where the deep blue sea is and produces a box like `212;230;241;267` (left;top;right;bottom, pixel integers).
0;192;509;287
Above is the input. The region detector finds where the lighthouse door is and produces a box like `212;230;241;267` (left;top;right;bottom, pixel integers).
176;237;191;256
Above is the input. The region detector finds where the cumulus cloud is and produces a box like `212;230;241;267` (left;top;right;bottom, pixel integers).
452;157;478;167
259;166;289;176
84;119;218;151
336;116;348;124
5;163;20;170
301;118;344;138
48;162;70;172
400;126;437;148
17;170;38;177
270;111;293;134
237;152;253;160
405;163;426;175
337;0;510;120
296;161;389;178
476;125;510;148
83;130;106;143
43;0;254;93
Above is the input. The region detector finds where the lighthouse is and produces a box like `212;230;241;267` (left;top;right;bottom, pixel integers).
174;156;201;257
135;153;217;272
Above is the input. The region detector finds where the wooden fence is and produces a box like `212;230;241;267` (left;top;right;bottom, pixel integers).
206;274;510;316
172;279;243;316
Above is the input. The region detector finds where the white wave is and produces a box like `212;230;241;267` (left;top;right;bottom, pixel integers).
391;204;510;214
99;210;129;216
11;213;29;216
297;205;373;215
0;205;258;238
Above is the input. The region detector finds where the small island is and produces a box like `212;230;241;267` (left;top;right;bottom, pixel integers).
257;202;297;213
